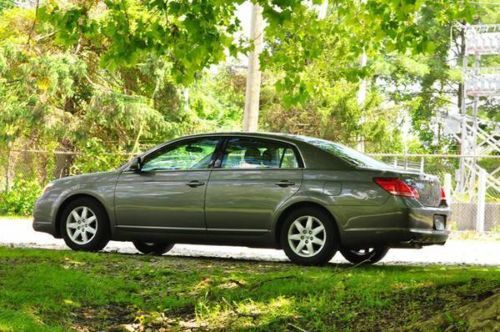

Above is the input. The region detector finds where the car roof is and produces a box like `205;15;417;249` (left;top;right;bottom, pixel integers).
179;131;309;145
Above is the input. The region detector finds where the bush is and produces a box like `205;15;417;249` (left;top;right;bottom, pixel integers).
0;177;42;216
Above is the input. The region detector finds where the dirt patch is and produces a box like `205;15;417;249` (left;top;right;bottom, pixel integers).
408;288;500;331
71;304;136;332
341;282;500;331
71;304;202;332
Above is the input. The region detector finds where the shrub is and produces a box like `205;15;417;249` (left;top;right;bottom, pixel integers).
0;177;42;216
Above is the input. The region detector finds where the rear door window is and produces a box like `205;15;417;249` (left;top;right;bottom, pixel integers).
220;137;300;169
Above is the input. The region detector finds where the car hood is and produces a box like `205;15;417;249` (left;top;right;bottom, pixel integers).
51;171;119;187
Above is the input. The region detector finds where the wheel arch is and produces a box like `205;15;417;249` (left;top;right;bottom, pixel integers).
274;201;342;248
54;193;110;238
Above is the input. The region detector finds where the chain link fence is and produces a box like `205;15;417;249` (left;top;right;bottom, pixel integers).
1;148;498;231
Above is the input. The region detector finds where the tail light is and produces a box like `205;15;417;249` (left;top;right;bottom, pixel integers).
374;177;419;199
440;187;447;206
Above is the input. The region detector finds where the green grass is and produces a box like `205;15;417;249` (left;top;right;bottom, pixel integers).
0;247;499;331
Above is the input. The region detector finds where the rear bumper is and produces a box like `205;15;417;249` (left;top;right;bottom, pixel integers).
385;228;449;248
341;204;451;248
409;205;449;231
342;227;450;248
398;205;450;246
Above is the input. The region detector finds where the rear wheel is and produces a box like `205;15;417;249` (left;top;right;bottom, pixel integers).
340;247;389;265
280;207;338;266
60;197;110;252
132;241;174;255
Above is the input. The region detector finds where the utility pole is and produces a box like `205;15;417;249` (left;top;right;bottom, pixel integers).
317;0;328;19
356;51;367;152
243;3;264;132
356;0;367;152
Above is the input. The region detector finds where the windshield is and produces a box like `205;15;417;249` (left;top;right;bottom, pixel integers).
297;136;390;169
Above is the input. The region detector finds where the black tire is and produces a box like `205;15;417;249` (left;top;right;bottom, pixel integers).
132;241;174;255
340;247;389;265
280;207;338;266
60;197;110;252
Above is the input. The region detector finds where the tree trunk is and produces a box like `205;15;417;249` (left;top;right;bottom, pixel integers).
243;3;264;132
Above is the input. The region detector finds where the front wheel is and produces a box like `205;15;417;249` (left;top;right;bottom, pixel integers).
280;207;338;266
132;241;174;255
340;247;389;265
60;198;110;252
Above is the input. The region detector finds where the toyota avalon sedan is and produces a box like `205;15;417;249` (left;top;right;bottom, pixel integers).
33;132;450;265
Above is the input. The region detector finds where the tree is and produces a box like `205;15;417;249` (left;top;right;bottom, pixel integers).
41;0;475;94
0;0;480;184
258;1;474;152
0;5;175;179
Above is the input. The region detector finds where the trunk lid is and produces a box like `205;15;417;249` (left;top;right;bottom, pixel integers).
359;165;442;207
393;170;442;207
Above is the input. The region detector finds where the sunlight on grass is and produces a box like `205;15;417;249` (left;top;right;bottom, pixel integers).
196;296;297;330
0;247;498;331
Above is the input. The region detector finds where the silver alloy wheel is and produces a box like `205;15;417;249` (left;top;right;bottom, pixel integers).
288;215;326;257
66;206;98;245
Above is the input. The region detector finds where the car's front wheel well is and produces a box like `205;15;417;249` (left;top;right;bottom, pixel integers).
55;194;109;238
275;202;341;247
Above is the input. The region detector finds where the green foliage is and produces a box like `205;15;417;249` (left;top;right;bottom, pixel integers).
262;0;474;107
260;76;403;152
0;177;42;216
188;69;244;132
0;0;497;208
40;0;318;84
0;0;12;12
39;0;475;104
0;0;481;159
256;0;483;153
70;138;130;174
0;4;245;186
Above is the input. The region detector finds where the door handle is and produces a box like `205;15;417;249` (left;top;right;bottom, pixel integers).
275;180;295;187
187;180;205;188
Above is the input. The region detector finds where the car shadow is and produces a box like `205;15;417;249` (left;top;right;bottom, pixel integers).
102;249;357;269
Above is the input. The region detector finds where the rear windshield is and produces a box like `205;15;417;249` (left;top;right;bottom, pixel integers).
297;136;390;169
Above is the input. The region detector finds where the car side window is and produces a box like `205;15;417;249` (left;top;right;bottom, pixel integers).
220;138;300;169
141;138;219;171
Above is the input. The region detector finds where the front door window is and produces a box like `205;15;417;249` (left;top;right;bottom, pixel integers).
142;138;219;172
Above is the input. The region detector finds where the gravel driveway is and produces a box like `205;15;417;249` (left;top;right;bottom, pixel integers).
1;218;499;265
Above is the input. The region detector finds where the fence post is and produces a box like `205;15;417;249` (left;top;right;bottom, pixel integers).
475;168;487;233
444;173;452;205
420;157;424;174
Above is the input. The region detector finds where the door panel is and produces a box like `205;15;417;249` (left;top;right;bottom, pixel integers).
114;136;220;230
205;136;304;231
205;169;302;231
114;170;210;229
205;169;303;231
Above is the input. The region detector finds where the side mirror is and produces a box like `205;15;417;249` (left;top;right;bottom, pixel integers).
129;156;142;172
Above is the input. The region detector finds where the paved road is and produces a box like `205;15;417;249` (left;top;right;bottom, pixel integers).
1;218;499;265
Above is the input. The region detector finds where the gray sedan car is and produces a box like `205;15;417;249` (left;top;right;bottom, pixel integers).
33;132;450;265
